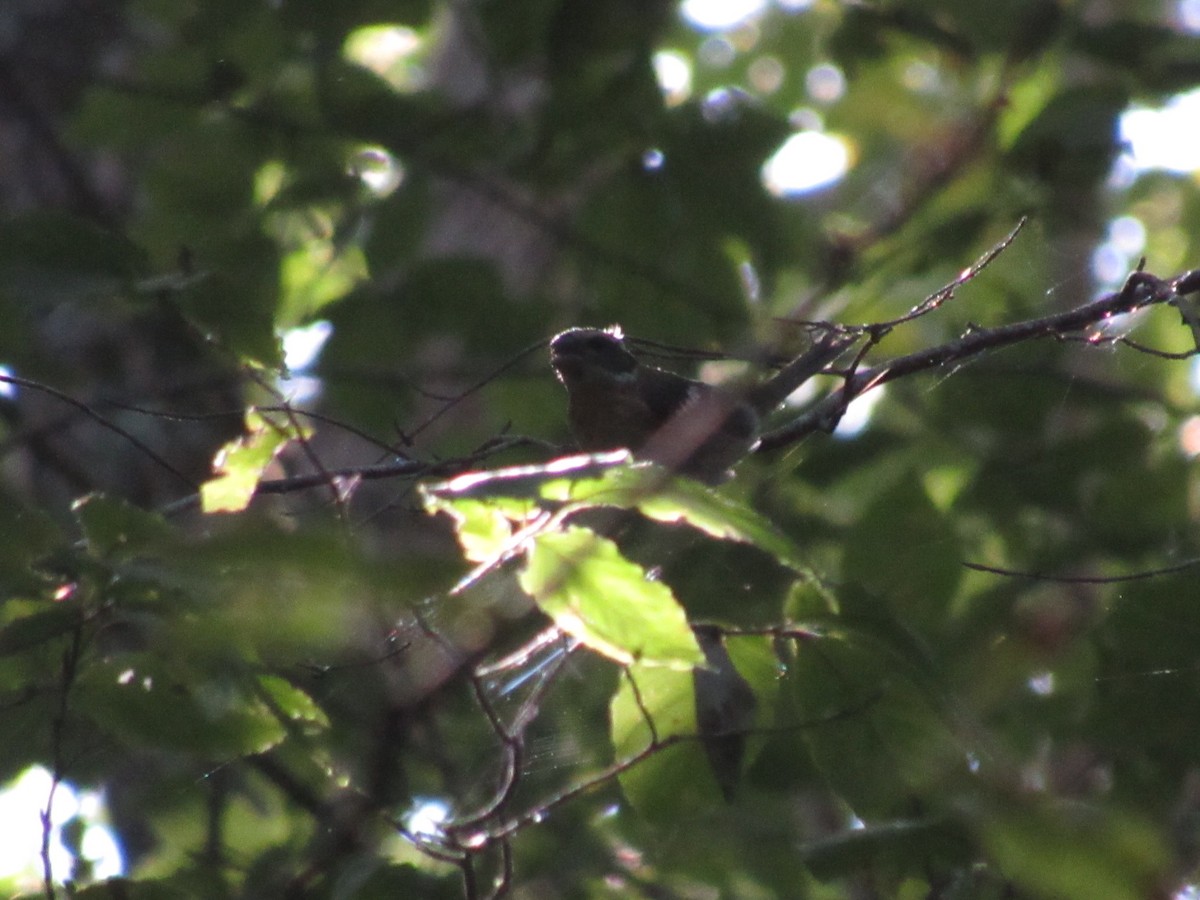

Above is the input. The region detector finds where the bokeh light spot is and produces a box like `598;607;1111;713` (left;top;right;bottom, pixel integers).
805;63;845;104
681;0;767;31
763;131;852;195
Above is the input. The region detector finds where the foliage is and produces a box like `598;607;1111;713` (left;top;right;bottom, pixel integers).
2;0;1200;898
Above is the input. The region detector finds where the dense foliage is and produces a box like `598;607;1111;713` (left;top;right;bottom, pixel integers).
3;0;1200;897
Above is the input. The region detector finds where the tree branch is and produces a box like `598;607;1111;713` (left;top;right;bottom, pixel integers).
758;267;1200;452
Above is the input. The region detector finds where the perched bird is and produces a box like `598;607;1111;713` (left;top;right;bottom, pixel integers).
549;325;852;482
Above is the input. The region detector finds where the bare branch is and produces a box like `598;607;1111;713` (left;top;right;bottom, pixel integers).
758;267;1198;452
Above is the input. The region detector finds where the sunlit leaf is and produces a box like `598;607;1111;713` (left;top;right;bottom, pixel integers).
519;527;702;669
600;469;816;576
201;409;310;513
419;490;544;562
422;452;631;500
256;674;329;731
609;660;709;817
436;457;819;576
607;633;779;818
278;240;368;325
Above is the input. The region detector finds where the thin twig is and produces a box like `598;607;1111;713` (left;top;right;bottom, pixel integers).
872;216;1028;329
964;558;1200;584
404;341;548;443
0;373;197;491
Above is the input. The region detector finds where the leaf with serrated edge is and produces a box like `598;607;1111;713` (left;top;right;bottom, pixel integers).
541;466;816;575
519;527;702;669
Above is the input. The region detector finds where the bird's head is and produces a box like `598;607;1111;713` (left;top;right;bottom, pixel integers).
549;327;638;387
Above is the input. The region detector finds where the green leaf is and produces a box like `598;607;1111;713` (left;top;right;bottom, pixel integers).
0;502;60;596
170;267;282;368
422;452;630;500
1086;576;1200;791
785;627;963;818
278;238;368;325
147;516;446;658
1073;21;1200;92
841;474;962;639
201;409;309;513
0;211;145;287
610;660;711;817
74;494;172;558
330;862;460;900
256;674;328;731
937;0;1063;58
79;654;287;757
419;473;550;563
67;878;192;899
800;817;974;881
1007;84;1129;186
538;462;818;575
981;801;1168;900
444;498;538;562
609;634;779;816
619;472;814;574
519;527;702;669
0;603;84;656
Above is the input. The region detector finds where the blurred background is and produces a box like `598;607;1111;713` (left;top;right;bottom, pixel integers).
3;0;1200;897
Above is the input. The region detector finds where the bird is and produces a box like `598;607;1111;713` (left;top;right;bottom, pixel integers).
549;325;853;482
